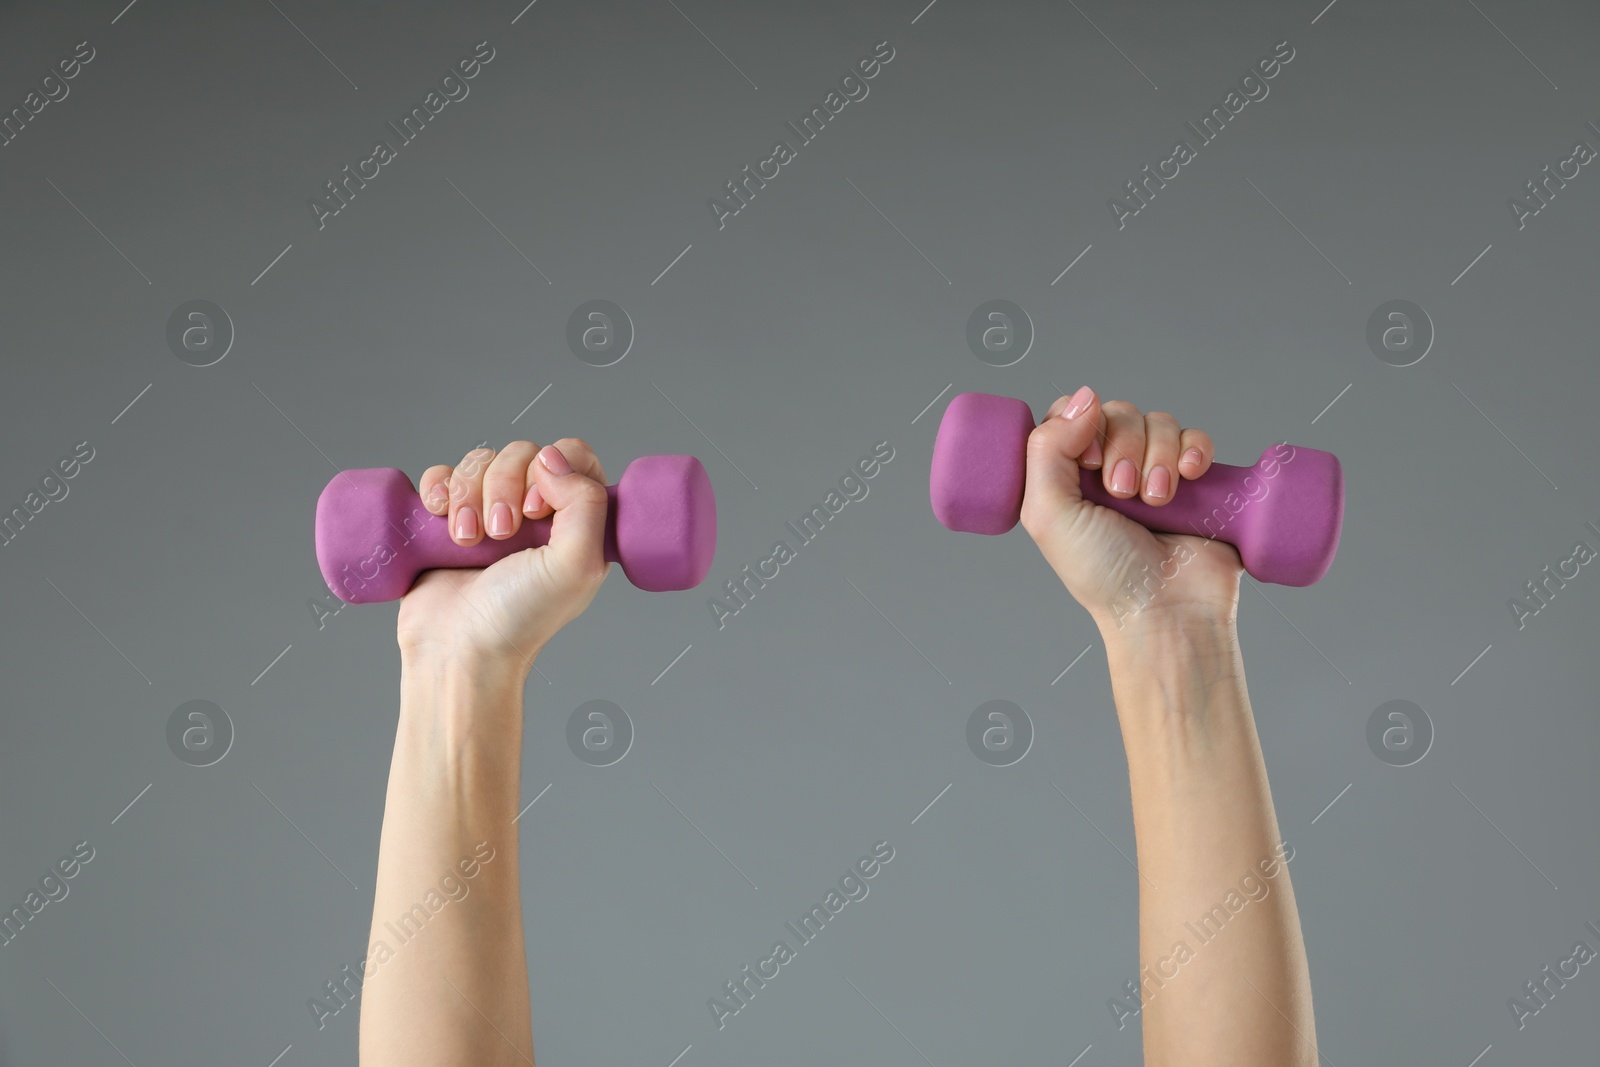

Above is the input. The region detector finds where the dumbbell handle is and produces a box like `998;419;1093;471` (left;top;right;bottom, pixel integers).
1078;456;1276;540
400;483;620;566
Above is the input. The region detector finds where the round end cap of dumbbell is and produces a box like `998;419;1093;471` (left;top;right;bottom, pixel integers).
614;455;717;591
1238;446;1345;587
930;392;1035;535
315;468;419;604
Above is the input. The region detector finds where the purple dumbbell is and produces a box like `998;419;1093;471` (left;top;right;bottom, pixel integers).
315;455;717;603
929;392;1344;586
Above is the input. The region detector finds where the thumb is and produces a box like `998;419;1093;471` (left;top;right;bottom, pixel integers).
1019;388;1104;538
531;444;611;586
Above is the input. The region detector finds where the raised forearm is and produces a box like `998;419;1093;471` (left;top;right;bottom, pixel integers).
1103;616;1314;1067
359;656;534;1067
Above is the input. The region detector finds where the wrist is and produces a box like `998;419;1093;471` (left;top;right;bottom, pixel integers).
399;645;532;742
1088;579;1239;637
400;640;535;691
1095;604;1237;650
396;649;528;788
393;651;526;818
1097;611;1247;722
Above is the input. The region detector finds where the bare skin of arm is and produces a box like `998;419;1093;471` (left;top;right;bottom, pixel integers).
359;438;613;1067
1021;388;1317;1067
354;399;1315;1065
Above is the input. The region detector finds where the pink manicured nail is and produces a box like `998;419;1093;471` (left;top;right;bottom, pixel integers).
1110;459;1138;495
455;505;479;540
523;483;545;516
538;445;572;476
1146;466;1171;500
1182;448;1203;471
1061;385;1095;420
1082;438;1103;468
425;481;449;512
488;501;513;537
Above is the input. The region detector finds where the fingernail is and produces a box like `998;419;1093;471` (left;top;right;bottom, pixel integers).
1146;466;1171;500
1182;448;1203;470
538;444;572;476
1111;459;1138;495
522;483;544;517
1061;385;1095;420
1082;438;1103;468
425;482;448;511
488;501;513;537
455;505;478;540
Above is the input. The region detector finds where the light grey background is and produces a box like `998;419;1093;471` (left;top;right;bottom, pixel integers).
2;0;1597;1064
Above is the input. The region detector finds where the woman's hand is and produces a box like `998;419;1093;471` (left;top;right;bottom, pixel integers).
394;438;611;676
1019;387;1243;633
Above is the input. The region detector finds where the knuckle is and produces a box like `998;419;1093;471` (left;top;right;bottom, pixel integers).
1146;410;1179;428
554;437;595;467
457;448;494;480
1024;423;1066;463
487;447;528;478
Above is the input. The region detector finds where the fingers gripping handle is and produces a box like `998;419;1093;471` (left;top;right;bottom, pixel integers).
928;393;1344;587
1076;455;1284;540
314;470;607;603
315;456;717;603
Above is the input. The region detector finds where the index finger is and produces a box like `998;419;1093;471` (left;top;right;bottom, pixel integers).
547;437;607;486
